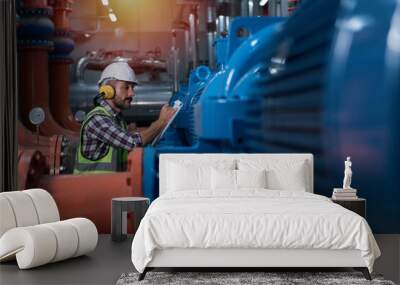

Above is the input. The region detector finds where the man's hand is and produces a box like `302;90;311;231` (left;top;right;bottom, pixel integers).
158;104;176;126
128;123;138;133
138;104;177;146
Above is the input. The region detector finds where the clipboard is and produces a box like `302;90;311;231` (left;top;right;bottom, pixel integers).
151;100;183;146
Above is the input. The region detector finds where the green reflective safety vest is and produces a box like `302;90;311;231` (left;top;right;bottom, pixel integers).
74;106;129;174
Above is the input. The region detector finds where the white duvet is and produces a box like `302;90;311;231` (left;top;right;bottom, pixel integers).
131;190;380;273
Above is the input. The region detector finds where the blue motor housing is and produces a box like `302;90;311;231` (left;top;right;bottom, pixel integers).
230;0;400;233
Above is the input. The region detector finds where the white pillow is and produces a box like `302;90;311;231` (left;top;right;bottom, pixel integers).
211;169;267;190
166;162;211;191
236;169;267;189
266;165;307;191
165;159;236;192
238;159;308;191
211;168;236;190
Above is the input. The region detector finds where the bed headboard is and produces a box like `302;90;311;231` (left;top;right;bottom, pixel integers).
159;153;314;196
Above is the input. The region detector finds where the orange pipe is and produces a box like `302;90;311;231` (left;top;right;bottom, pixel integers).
38;149;144;233
127;148;143;198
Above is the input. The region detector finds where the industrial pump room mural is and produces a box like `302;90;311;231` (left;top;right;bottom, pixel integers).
14;0;400;234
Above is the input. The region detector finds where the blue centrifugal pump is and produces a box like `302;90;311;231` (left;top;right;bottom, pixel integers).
143;0;400;234
142;16;284;201
157;65;214;147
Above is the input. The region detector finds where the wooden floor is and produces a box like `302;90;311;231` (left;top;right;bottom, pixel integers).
0;235;398;285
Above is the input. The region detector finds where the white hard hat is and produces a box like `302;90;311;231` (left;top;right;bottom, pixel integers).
98;61;138;86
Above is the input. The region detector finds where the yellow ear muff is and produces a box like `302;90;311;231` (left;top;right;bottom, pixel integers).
99;85;115;99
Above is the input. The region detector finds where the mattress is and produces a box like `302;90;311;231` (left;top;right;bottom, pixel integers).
131;190;380;273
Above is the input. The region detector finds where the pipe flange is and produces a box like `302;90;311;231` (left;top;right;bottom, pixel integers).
18;149;48;190
58;137;78;174
17;7;53;17
54;29;71;37
18;39;54;49
49;55;73;63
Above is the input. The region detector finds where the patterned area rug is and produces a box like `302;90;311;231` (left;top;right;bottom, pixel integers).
116;271;396;285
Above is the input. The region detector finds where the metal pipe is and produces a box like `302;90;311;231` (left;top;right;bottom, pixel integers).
240;0;249;16
69;81;172;115
216;1;231;35
188;12;198;68
248;0;254;16
207;3;216;69
139;58;167;70
184;29;190;76
269;0;287;17
217;15;230;35
75;55;90;82
75;51;168;82
171;29;179;92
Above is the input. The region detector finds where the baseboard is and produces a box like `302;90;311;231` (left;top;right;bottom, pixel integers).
373;234;400;284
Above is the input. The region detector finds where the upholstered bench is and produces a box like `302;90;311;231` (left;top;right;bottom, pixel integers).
0;189;98;269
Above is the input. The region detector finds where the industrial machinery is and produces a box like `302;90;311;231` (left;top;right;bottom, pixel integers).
144;0;400;234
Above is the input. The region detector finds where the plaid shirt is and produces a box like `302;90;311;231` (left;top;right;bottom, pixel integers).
81;100;142;160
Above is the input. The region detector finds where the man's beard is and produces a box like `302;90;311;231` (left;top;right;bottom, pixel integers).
114;97;132;109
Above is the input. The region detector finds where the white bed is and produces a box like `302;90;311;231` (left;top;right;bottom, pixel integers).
131;154;380;280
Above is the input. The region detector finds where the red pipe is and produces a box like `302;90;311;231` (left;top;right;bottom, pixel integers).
18;122;67;176
49;60;81;132
23;0;48;8
18;149;48;190
48;0;80;131
18;46;77;137
18;122;52;153
50;0;72;29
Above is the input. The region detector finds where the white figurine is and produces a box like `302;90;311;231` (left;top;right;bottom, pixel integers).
342;156;353;190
